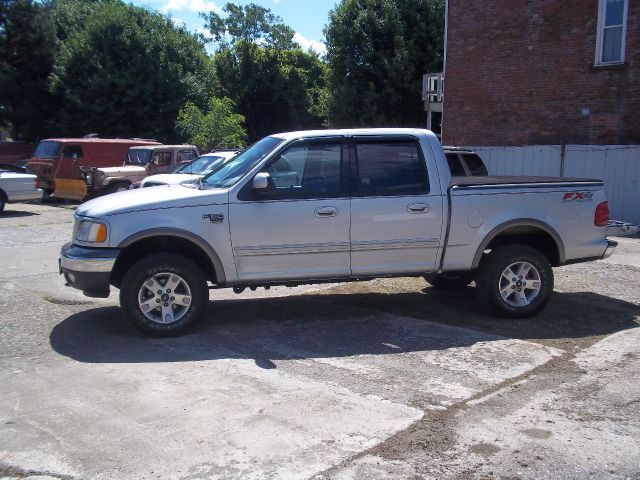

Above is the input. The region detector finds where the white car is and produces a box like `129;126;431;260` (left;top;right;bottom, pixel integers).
0;170;43;214
136;151;239;188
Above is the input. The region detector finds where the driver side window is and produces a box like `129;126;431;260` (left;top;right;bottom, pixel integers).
264;142;343;198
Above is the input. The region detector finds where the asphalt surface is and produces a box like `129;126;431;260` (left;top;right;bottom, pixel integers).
0;201;638;480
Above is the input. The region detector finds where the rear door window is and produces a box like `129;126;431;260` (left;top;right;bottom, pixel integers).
177;150;197;163
152;152;172;166
354;139;429;196
63;145;84;159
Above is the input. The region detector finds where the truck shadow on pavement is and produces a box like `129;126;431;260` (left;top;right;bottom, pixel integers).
50;288;640;366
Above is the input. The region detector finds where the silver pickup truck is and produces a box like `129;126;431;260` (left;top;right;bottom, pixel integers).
60;129;617;336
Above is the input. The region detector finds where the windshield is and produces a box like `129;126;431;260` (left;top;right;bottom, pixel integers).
202;137;283;189
126;149;152;165
33;141;61;159
176;155;226;175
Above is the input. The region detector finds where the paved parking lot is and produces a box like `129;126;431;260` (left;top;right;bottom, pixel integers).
1;201;639;479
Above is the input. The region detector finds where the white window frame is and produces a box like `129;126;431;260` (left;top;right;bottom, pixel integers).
595;0;629;66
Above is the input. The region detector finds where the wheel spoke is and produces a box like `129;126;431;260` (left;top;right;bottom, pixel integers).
518;263;532;278
502;267;517;282
172;294;191;307
517;291;529;306
165;274;182;292
144;276;163;293
524;281;541;290
501;288;513;300
139;297;158;313
161;304;174;324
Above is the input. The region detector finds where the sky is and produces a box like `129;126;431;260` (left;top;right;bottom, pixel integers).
128;0;339;55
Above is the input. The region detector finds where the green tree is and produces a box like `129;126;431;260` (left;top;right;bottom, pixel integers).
202;2;296;50
325;0;445;127
0;0;57;140
51;1;218;141
204;3;328;141
176;97;247;152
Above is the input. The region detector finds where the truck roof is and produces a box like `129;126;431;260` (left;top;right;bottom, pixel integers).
129;145;197;150
271;128;435;140
41;138;160;145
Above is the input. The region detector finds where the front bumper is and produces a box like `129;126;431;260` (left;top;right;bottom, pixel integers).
601;239;618;260
59;242;120;298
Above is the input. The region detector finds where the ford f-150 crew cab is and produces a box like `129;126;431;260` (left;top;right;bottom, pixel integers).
59;129;617;336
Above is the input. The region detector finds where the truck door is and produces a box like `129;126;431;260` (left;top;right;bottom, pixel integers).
52;144;87;200
229;138;351;282
349;136;444;275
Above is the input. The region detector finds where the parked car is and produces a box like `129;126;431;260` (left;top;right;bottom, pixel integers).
60;128;616;336
26;137;160;200
135;150;239;188
83;145;199;196
0;170;43;214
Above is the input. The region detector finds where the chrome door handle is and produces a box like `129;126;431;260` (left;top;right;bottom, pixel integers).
407;203;429;214
314;206;338;217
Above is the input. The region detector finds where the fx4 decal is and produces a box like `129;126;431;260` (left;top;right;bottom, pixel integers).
562;192;593;202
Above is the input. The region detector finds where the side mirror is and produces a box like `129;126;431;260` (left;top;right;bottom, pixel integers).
252;172;272;192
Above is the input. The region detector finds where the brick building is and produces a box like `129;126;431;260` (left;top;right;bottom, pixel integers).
441;0;639;146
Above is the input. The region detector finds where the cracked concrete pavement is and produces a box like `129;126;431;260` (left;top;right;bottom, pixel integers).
0;202;638;479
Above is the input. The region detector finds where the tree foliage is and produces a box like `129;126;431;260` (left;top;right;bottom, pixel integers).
51;0;217;141
0;0;57;140
325;0;445;127
202;2;295;50
205;3;328;141
176;97;247;152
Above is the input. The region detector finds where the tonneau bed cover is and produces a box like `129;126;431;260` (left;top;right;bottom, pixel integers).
450;176;603;189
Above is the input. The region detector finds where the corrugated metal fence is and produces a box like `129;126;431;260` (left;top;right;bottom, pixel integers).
468;145;640;225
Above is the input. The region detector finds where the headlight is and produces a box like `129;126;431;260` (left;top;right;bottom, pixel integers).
76;220;108;243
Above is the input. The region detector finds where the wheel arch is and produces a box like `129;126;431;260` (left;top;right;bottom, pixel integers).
472;219;565;269
111;228;226;287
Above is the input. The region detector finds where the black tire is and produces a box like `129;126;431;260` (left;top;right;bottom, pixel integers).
424;272;474;289
106;181;130;194
119;253;209;336
476;244;553;318
0;194;5;215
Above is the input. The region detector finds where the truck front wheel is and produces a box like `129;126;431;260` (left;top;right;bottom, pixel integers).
476;245;553;318
120;253;209;336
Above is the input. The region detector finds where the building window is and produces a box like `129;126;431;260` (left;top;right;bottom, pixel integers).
596;0;628;65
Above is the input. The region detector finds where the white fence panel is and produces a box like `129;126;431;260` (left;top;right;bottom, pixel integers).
564;145;640;225
469;146;562;177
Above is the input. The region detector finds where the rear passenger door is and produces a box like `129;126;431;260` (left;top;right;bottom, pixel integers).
349;136;444;276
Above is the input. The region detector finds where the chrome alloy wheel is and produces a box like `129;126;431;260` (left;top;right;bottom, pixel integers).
498;261;542;308
137;272;192;324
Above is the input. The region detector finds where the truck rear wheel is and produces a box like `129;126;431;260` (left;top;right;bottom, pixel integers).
424;272;474;289
476;244;553;318
119;253;209;336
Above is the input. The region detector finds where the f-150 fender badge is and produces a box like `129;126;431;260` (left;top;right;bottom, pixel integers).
562;192;593;202
203;213;225;223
